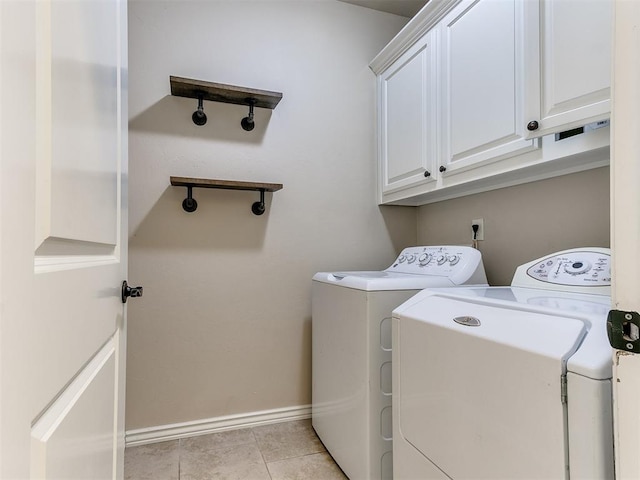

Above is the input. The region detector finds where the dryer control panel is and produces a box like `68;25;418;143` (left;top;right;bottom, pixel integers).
513;248;611;295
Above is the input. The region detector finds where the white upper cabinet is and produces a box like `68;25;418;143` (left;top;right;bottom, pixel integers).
378;32;438;196
440;0;538;175
523;0;612;138
370;0;611;206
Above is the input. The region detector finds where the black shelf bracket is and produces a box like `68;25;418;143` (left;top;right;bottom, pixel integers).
182;186;198;212
170;76;282;131
170;177;283;216
252;189;266;215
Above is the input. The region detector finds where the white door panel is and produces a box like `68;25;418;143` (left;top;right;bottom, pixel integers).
540;0;610;115
386;47;427;182
447;0;515;155
379;32;437;195
31;268;123;415
441;0;537;172
1;0;128;478
49;0;119;245
524;0;611;138
36;0;120;249
31;339;117;479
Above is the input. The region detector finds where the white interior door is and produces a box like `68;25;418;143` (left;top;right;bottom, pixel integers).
610;1;640;478
0;0;128;478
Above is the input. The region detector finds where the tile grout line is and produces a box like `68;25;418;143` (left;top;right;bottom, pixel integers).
265;449;328;466
250;427;274;480
177;438;182;480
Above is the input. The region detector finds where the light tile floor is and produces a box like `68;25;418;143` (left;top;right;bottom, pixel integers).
125;419;348;480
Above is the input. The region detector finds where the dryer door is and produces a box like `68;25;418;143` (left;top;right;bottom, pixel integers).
396;295;586;479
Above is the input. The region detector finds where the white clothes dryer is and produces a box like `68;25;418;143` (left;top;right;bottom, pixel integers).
392;247;613;480
312;246;487;480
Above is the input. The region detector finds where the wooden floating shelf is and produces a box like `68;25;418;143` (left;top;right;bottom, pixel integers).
170;176;283;192
170;176;283;216
170;76;283;109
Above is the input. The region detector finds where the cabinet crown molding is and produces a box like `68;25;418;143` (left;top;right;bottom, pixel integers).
369;0;462;74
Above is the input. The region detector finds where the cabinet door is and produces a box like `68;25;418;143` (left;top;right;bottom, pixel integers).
440;0;538;175
378;32;437;197
524;0;612;138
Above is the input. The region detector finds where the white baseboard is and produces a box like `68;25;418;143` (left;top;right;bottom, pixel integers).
125;404;312;447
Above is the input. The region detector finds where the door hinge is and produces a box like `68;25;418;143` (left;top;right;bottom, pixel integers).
607;309;640;353
561;375;567;405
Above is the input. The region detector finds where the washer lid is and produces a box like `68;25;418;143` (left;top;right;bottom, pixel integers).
398;294;588;369
397;295;587;479
394;286;612;379
312;271;456;291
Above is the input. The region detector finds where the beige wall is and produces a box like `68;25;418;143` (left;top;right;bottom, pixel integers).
417;167;610;286
126;1;415;430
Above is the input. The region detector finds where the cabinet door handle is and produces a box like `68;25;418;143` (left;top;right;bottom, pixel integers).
424;170;431;178
527;120;539;131
439;166;447;173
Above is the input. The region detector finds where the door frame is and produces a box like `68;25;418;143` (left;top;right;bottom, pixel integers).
611;0;640;478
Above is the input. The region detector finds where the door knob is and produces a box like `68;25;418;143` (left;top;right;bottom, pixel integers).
122;280;143;304
527;120;539;131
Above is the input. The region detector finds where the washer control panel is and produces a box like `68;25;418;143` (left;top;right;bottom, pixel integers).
387;246;478;275
525;250;611;286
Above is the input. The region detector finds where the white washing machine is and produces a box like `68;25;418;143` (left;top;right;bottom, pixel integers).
392;247;613;480
312;246;487;480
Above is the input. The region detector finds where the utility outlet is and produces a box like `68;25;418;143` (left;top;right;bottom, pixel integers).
472;218;484;241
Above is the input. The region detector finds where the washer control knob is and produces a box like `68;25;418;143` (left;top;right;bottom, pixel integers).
449;254;460;266
437;255;447;265
406;255;416;264
564;260;592;275
398;255;406;263
419;253;431;265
